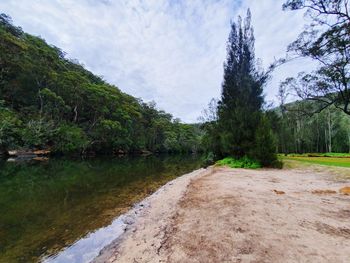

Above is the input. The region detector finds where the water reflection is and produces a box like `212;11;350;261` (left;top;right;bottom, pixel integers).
0;155;202;262
43;216;126;263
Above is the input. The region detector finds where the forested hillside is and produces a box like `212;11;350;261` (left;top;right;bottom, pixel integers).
0;14;202;156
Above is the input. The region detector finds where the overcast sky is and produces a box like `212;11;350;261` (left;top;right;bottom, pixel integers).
0;0;315;122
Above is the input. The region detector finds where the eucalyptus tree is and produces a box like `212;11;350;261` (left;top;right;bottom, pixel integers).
283;0;350;115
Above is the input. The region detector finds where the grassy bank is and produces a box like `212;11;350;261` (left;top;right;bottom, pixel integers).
280;153;350;168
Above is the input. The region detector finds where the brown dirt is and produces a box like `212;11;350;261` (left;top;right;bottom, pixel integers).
340;187;350;195
94;166;350;263
312;189;337;195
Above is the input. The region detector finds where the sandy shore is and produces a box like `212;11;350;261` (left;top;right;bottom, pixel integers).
93;165;350;263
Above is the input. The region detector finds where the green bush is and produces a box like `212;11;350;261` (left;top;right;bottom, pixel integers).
216;156;261;169
53;124;89;154
21;120;54;148
0;107;22;152
201;151;216;167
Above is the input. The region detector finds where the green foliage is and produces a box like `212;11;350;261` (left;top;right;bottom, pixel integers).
39;88;68;119
90;119;126;152
270;102;350;154
0;14;203;155
276;1;350;156
282;0;350;115
252;116;277;166
201;10;276;167
216;156;261;169
201;151;216;167
0;105;22;152
217;10;266;158
21;119;54;148
53;124;89;154
200;99;221;155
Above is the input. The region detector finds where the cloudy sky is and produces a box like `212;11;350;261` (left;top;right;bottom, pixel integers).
0;0;314;122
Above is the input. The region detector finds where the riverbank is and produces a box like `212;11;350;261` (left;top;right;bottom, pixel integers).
93;167;209;263
94;164;350;263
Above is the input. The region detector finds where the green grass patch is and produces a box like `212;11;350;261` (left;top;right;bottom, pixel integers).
279;152;350;158
281;156;350;168
216;156;262;169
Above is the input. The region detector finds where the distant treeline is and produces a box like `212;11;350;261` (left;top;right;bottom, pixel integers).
268;102;350;154
0;14;202;156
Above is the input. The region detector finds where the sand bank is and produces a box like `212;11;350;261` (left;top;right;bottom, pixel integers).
94;165;350;263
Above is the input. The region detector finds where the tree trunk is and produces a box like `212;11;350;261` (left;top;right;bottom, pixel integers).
316;126;319;153
328;109;332;153
38;89;43;117
325;129;328;153
73;105;78;122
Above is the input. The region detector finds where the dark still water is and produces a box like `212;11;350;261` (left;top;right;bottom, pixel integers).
0;155;203;263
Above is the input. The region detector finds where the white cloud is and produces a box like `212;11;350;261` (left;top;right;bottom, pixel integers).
0;0;315;122
236;0;317;105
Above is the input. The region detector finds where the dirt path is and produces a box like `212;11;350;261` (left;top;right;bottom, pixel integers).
94;166;350;263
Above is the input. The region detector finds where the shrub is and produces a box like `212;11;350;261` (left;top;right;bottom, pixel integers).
216;156;261;169
202;151;216;167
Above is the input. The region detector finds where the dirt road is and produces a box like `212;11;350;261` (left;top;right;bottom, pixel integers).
94;165;350;263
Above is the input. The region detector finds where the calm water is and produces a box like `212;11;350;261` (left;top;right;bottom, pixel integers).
0;155;203;263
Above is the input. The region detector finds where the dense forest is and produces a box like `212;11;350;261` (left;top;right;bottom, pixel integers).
268;102;350;154
0;14;202;156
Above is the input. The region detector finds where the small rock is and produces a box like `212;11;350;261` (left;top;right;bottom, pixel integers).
123;216;135;225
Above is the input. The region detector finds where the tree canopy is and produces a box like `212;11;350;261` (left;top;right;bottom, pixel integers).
282;0;350;115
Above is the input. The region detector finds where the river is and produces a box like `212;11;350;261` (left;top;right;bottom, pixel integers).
0;154;203;262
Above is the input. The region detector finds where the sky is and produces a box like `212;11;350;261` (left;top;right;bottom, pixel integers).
0;0;315;122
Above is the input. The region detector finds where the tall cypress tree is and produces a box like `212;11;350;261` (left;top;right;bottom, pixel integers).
218;9;268;158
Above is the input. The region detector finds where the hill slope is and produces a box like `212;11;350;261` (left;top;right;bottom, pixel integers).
0;14;202;155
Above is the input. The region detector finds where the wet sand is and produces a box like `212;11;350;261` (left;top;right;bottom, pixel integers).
94;165;350;263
